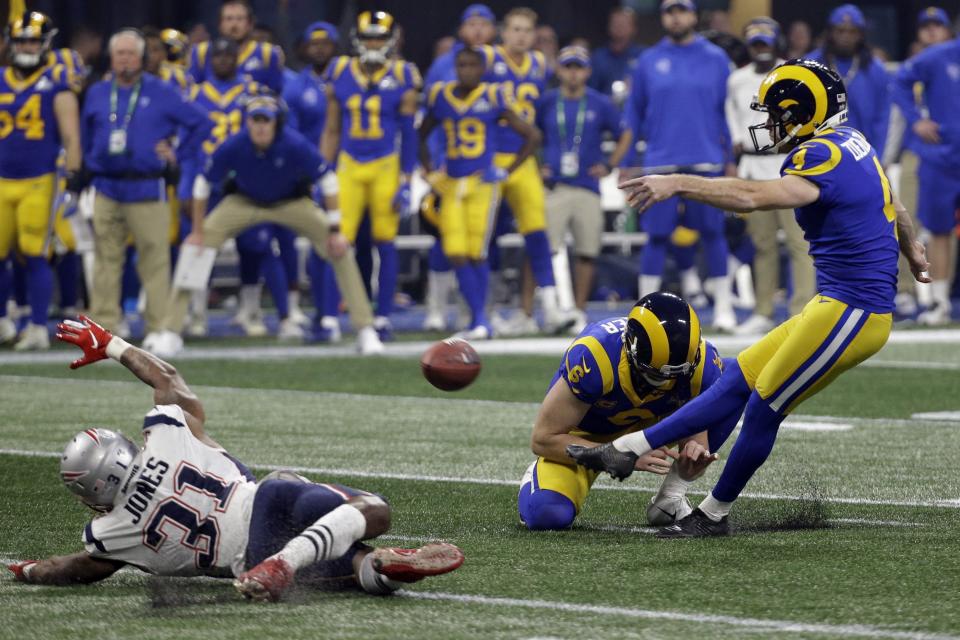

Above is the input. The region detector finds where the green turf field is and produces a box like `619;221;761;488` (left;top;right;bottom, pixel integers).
1;335;959;639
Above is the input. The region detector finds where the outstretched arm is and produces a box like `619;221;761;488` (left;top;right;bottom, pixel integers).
8;553;123;586
56;316;218;448
619;173;820;214
893;191;931;283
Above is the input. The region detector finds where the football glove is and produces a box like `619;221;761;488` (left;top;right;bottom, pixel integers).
481;166;508;184
8;560;38;583
393;182;412;216
56;315;114;369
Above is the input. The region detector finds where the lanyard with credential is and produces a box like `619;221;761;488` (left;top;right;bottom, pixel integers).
109;79;141;130
556;96;587;152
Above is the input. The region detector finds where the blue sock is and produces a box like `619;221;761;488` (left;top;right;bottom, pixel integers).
427;242;451;271
322;262;341;317
355;219;374;298
12;258;27;307
375;241;397;318
455;264;487;327
702;232;729;278
260;250;289;318
56;252;79;309
274;225;299;286
641;236;668;276
121;247;140;312
711;392;785;502
0;257;10;317
26;256;53;326
523;230;555;287
238;246;261;285
642;361;752;452
518;487;576;531
307;251;326;318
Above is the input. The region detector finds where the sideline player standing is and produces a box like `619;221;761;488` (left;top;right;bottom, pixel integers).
626;0;736;331
6;315;463;601
568;60;930;537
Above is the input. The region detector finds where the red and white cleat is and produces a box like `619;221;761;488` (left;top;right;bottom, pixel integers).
234;557;295;602
371;542;465;583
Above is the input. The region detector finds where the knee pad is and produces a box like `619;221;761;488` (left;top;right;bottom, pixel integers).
518;487;576;531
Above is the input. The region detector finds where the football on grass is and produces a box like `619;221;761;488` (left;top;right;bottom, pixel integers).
421;338;481;391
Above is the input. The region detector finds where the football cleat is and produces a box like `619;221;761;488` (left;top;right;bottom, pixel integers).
646;494;694;526
356;326;385;355
655;508;730;539
277;318;305;342
313;315;342;343
566;443;637;481
0;316;16;343
371;542;464;583
14;323;50;351
234;557;295;602
373;316;394;342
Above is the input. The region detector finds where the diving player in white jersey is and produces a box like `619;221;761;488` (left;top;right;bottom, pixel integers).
6;315;463;601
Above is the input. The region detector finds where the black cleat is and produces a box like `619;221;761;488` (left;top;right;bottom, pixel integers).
655;508;730;539
566;443;638;481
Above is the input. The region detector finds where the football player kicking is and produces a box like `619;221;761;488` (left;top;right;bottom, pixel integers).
568;60;931;537
6;315;463;601
519;292;732;530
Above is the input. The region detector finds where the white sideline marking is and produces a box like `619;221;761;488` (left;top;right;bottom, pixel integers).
831;518;924;528
910;411;960;422
396;591;960;640
782;421;853;432
2;447;958;510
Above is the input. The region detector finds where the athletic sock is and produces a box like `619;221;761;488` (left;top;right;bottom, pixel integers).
357;552;403;595
638;275;662;298
524;230;555;287
932;280;950;307
655;463;692;500
260;251;289;318
698;491;733;522
269;504;367;571
322;262;341;318
25;256;53;326
375;241;397;318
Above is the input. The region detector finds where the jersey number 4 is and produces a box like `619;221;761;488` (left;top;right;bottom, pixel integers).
0;94;44;140
143;465;237;569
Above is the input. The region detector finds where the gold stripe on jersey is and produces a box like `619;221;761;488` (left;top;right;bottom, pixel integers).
496;45;531;76
566;336;614;395
784;138;842;177
441;82;491;114
2;65;47;92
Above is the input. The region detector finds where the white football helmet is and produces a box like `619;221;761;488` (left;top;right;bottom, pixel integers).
60;429;139;512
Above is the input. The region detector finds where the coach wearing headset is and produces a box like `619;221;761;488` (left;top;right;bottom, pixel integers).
83;28;211;350
146;95;382;357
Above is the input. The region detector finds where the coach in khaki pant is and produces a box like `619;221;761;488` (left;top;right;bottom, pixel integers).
147;95;382;357
725;20;814;335
82;29;211;341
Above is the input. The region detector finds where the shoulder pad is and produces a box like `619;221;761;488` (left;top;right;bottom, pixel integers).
562;335;616;401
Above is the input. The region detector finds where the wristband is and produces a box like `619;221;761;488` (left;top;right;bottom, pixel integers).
106;337;132;361
320;171;340;197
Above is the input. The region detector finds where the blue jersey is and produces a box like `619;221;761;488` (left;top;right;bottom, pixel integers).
482;46;548;154
808;49;891;153
46;48;85;91
159;62;189;93
324;56;420;163
0;65;71;179
781;127;899;313
426;81;513;178
189;40;284;94
588;44;643;95
204;127;324;204
893;38;960;170
554;317;725;436
283;67;327;146
627;36;731;169
536;87;627;193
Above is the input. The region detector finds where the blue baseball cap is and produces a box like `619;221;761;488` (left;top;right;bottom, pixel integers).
303;21;338;44
558;45;591;67
744;20;779;46
247;96;280;120
660;0;697;12
461;4;495;25
829;4;866;29
918;6;950;27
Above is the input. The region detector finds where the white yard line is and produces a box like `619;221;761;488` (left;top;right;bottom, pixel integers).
396;591;960;640
910;411;960;422
831;518;924;527
1;447;958;509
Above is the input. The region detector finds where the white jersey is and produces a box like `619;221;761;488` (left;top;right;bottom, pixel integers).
725;61;787;180
83;405;258;577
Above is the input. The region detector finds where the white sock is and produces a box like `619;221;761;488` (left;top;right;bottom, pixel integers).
190;290;208;320
932;280;950;307
268;504;367;571
655;463;692;500
612;430;652;456
240;285;262;315
698;491;733;522
551;251;575;310
288;290;301;311
638;275;662;298
680;267;702;298
357;552;403;595
540;285;559;320
706;276;733;316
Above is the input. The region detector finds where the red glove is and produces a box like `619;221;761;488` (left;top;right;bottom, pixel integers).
8;560;38;582
56;314;114;369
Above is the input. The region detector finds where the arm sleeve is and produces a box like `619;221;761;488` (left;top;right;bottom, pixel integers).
187;45;203;85
172;92;214;163
625;61;646;146
868;62;892;154
266;45;285;93
716;60;734;163
203;141;231;186
893;55;926;127
282;80;302;133
603;95;626;138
